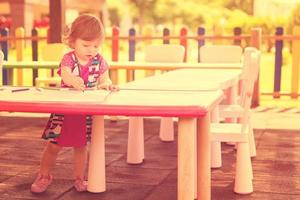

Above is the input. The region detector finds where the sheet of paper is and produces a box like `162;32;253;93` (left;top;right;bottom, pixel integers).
0;87;110;103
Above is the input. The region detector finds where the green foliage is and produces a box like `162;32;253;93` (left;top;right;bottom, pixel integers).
106;1;125;26
128;0;158;8
153;0;206;28
287;4;300;34
128;0;158;29
224;0;254;15
225;9;250;31
291;5;300;25
106;0;290;35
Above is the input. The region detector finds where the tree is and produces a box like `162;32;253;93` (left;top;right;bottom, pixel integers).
106;0;257;34
287;4;300;34
128;0;158;33
224;0;254;15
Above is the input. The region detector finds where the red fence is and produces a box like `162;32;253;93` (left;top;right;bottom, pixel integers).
1;26;300;106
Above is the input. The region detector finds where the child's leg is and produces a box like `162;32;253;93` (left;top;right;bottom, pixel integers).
40;142;62;175
73;146;88;192
73;146;88;179
31;142;61;193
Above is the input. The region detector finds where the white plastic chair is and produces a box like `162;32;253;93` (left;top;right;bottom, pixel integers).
218;47;258;158
199;44;243;63
199;45;243;168
145;44;185;63
144;44;185;77
127;44;185;164
200;44;243;109
210;47;260;194
35;43;66;87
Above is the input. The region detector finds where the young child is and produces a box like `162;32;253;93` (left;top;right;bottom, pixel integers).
31;14;118;193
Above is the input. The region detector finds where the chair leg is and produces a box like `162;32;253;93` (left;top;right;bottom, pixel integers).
224;85;237;124
127;117;144;164
159;117;174;141
234;142;253;194
248;121;257;157
210;105;222;168
210;106;222;168
211;142;222;168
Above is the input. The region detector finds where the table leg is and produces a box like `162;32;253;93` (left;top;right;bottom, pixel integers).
87;115;106;192
127;117;144;164
159;117;174;141
197;113;211;200
178;117;196;200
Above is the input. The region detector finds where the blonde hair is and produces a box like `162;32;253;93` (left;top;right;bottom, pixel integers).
63;14;104;48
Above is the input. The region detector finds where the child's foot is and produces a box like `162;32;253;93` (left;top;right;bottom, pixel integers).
74;177;88;192
31;173;53;193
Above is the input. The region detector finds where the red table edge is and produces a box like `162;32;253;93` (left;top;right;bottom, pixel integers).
0;101;208;117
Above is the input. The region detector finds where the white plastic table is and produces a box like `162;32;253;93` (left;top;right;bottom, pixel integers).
0;84;223;200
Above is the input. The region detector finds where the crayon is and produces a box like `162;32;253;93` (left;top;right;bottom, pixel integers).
11;88;30;93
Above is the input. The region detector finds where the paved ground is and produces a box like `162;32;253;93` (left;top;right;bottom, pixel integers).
0;113;299;200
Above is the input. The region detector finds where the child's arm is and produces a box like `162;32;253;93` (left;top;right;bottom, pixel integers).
97;71;118;91
61;66;85;91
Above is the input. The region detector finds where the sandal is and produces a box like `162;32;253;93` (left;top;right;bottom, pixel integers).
31;173;53;193
74;177;88;192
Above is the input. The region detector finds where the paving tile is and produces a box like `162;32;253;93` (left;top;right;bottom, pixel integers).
0;148;43;165
255;147;300;162
252;160;300;178
0;174;73;200
144;184;177;200
106;166;171;185
260;130;300;144
0;138;45;150
212;190;299;200
144;136;177;157
59;182;153;200
105;136;130;154
253;174;300;195
0;117;47;137
159;170;176;186
56;148;123;166
110;154;177;170
0;162;34;183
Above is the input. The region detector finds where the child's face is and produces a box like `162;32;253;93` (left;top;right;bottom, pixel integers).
73;38;102;61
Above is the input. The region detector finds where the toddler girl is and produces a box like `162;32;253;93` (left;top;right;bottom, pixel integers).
31;14;117;193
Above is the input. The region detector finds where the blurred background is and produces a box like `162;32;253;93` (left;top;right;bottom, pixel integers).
1;0;300;107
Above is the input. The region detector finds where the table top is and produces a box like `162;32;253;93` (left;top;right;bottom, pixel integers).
0;67;242;117
121;68;241;90
109;61;243;70
0;86;223;117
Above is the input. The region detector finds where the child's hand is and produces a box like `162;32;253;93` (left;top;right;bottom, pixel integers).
71;76;85;91
97;83;119;91
61;67;85;91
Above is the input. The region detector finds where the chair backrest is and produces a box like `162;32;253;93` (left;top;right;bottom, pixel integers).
199;45;243;63
239;47;260;127
145;44;185;63
41;43;67;61
0;50;4;86
240;47;260;106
